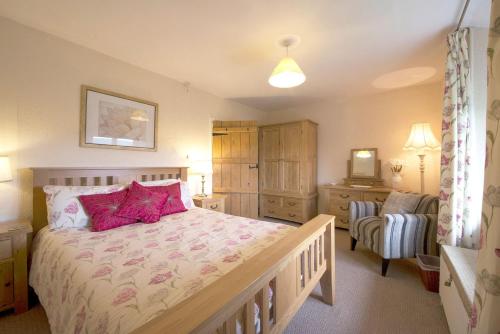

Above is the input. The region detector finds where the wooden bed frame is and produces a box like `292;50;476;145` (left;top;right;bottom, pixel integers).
31;167;335;334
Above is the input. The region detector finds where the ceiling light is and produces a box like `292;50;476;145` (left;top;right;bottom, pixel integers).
269;36;306;88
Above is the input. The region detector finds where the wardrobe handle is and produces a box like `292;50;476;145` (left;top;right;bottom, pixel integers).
340;194;350;199
268;210;275;214
376;198;385;202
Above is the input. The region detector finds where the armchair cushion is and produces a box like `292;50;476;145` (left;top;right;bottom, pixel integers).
378;191;422;217
379;213;438;259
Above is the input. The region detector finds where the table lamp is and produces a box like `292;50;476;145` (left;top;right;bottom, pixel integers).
189;159;213;197
403;123;440;193
0;156;13;182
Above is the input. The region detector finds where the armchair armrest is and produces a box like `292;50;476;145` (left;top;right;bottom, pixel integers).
379;214;438;259
349;201;384;223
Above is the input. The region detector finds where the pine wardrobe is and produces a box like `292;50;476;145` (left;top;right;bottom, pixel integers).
259;120;318;223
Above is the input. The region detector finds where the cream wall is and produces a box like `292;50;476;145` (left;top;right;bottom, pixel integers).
0;18;267;222
265;83;444;194
0;17;445;223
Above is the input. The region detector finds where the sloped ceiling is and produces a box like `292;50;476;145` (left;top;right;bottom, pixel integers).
0;0;491;110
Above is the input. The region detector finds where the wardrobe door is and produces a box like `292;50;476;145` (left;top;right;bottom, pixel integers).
281;123;302;195
260;127;281;193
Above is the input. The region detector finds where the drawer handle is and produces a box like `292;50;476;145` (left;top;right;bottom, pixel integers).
268;210;275;214
340;205;349;211
4;282;11;287
268;200;276;204
287;202;297;206
340;194;350;199
288;213;296;217
444;276;452;287
375;198;385;202
210;204;218;210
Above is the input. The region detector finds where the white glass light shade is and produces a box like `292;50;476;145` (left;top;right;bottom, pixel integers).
403;123;440;154
268;57;306;88
0;156;13;182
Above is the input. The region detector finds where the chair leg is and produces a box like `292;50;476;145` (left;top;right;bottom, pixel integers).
350;237;357;251
381;259;390;276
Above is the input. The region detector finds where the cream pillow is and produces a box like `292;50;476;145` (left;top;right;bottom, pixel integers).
44;184;125;229
379;191;422;217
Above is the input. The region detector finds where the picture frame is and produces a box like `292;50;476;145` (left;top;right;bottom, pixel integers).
80;85;158;151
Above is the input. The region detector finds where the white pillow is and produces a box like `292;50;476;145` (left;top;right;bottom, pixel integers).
139;180;194;208
43;184;125;229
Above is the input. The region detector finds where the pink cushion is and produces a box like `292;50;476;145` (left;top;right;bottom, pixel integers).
79;189;137;232
115;181;168;223
146;182;187;215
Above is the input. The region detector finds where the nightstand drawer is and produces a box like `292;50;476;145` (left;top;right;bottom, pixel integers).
203;201;224;212
0;238;12;260
0;260;14;308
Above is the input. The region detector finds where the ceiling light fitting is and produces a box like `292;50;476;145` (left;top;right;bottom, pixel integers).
268;36;306;88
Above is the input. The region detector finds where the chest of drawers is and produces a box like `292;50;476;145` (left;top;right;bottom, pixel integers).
318;185;392;229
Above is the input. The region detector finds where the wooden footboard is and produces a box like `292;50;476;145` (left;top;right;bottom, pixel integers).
133;214;335;334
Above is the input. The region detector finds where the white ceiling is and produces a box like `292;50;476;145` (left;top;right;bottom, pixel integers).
0;0;491;111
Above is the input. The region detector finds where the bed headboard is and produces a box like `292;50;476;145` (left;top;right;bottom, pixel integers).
32;167;188;235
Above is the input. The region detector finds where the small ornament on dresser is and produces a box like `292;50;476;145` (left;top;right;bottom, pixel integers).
390;159;404;190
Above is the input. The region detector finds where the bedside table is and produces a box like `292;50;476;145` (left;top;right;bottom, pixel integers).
192;194;226;213
0;219;32;314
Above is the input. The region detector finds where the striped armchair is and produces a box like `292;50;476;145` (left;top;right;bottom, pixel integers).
349;194;439;276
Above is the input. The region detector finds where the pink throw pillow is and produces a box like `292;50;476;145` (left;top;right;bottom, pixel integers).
115;181;168;223
79;189;137;232
146;182;187;215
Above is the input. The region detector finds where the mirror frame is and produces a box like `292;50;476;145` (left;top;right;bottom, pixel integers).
349;148;379;179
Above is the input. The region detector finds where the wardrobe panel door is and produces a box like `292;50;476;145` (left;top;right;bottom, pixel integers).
282;161;300;194
281;123;301;161
262;161;281;193
262;127;280;160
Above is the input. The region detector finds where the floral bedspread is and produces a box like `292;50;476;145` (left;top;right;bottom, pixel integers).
29;208;294;334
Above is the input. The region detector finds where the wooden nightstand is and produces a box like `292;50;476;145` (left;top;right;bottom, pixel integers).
0;219;32;314
192;194;226;213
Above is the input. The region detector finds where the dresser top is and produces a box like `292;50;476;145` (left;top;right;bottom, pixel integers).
319;184;393;193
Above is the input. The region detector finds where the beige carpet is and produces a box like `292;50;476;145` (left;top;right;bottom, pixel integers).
0;229;449;334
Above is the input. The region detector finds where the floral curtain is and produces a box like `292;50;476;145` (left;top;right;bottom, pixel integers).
470;2;500;332
438;28;478;248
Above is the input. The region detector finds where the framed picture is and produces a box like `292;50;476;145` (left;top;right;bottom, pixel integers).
80;85;158;151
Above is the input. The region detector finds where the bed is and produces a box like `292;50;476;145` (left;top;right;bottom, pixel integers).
30;167;335;334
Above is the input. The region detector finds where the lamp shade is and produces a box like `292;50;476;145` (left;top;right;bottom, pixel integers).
189;159;213;175
268;57;306;88
0;156;13;182
403;123;440;153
